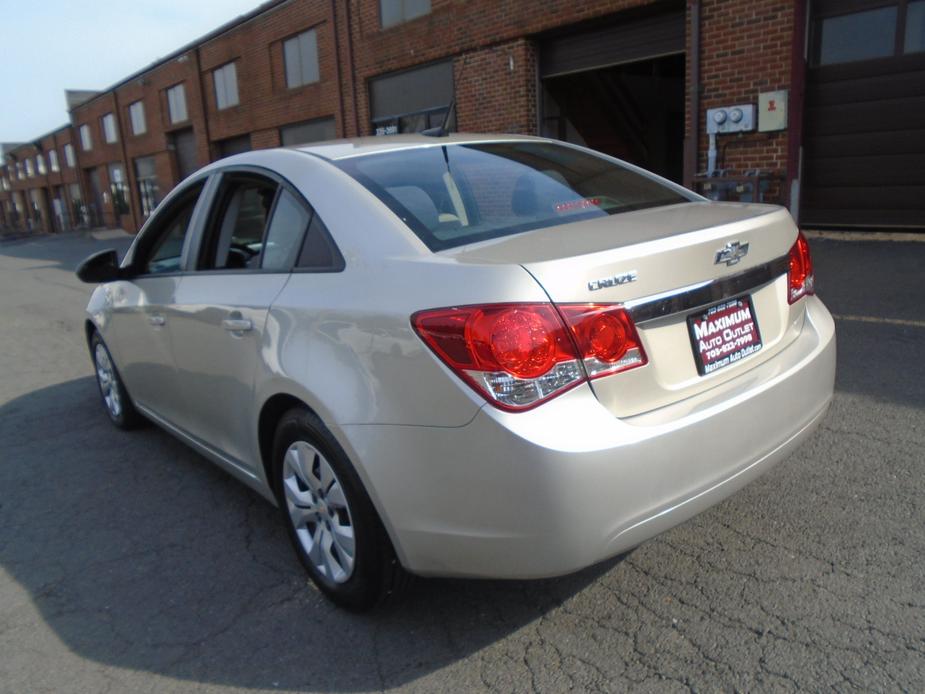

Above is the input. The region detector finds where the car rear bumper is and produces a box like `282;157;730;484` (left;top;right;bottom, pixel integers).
340;296;836;579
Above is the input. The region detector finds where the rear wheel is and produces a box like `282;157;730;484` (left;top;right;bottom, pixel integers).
272;407;407;610
90;332;143;430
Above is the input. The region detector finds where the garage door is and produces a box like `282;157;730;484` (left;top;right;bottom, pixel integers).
540;10;684;79
802;0;925;229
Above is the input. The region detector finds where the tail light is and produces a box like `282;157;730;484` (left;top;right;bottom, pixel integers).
412;303;647;411
787;231;815;304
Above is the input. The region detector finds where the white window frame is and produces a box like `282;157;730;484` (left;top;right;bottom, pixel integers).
129;100;147;135
36;154;46;175
79;124;93;151
25;158;34;177
101;113;118;143
64;144;76;168
283;29;320;88
49;149;60;172
167;83;189;124
213;62;240;110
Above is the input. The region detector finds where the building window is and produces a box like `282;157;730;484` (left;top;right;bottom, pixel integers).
134;156;160;218
108;163;130;216
25;158;34;177
283;29;319;88
167;83;189;124
101;113;118;143
16;163;23;180
213;62;240;110
369;61;454;135
216;134;251;159
129;101;147;135
64;144;76;167
36;154;47;175
49;149;59;172
280;117;337;146
69;182;86;226
380;0;430;28
814;7;898;65
906;0;925;53
79;124;93;151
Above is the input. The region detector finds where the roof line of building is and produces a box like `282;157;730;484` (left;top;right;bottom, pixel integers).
70;0;292;113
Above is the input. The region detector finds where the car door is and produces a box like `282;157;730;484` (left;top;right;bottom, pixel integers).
107;178;210;424
168;169;311;469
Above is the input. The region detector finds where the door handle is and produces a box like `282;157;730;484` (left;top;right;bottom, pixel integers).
222;318;253;332
148;315;166;327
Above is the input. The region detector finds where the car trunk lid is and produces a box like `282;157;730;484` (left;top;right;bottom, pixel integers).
446;201;804;417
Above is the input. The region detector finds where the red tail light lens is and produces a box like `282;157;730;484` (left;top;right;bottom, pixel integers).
559;305;648;379
412;303;647;411
787;231;815;304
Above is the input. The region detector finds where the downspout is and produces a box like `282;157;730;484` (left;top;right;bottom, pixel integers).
192;48;213;160
331;0;348;138
345;0;361;136
786;0;808;219
684;0;701;189
113;90;140;233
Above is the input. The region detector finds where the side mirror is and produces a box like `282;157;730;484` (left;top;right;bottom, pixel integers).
76;249;124;284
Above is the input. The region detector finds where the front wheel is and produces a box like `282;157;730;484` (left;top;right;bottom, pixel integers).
90;332;143;429
272;407;407;610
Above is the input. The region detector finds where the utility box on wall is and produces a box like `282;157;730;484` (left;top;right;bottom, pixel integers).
758;90;788;132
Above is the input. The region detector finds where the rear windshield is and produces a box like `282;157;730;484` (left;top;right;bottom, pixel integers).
334;141;691;251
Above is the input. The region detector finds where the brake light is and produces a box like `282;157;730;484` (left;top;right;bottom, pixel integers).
787;231;815;304
412;303;647;411
558;305;648;379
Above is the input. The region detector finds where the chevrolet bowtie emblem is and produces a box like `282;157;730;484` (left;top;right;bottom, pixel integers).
714;241;750;267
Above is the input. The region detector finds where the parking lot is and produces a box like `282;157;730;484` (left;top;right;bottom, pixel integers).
0;230;922;693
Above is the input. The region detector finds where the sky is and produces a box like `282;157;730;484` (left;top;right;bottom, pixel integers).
0;0;264;142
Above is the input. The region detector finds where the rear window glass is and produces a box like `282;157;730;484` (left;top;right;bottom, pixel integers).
334;141;690;251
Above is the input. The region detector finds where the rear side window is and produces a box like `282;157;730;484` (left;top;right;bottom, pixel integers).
334;142;690;251
263;189;310;271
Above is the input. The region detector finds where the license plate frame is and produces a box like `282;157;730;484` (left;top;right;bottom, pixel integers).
687;295;763;376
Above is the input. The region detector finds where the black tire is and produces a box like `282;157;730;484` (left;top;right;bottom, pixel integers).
272;407;407;610
89;331;144;430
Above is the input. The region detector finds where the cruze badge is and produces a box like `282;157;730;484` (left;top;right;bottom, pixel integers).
714;241;750;266
588;270;638;292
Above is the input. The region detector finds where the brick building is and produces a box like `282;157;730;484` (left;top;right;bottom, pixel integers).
2;0;923;234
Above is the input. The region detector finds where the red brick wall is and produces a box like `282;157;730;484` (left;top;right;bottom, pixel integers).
198;0;340;145
454;39;538;135
348;0;660;136
691;0;794;193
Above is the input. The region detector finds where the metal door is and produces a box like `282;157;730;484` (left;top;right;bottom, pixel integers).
801;0;925;228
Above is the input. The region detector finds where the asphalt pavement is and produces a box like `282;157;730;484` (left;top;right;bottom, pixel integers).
0;230;922;693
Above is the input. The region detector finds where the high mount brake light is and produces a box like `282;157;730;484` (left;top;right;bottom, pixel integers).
788;231;815;304
412;303;647;411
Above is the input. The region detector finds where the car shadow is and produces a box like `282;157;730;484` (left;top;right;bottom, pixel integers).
0;377;621;690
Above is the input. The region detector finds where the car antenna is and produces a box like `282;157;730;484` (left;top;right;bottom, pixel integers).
421;99;456;137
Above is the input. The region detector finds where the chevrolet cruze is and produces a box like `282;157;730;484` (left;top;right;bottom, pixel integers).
77;134;836;609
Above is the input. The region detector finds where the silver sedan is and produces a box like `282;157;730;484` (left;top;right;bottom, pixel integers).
78;134;836;610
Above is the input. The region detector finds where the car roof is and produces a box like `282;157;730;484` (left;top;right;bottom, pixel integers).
289;132;546;161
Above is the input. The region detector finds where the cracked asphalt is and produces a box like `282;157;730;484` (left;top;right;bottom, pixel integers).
0;231;922;693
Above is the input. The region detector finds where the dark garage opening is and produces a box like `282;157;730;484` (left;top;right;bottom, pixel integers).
541;54;685;183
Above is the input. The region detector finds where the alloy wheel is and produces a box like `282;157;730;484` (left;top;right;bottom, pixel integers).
94;343;122;419
283;441;356;583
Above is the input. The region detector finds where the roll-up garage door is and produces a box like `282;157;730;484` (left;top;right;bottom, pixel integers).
540;11;685;79
801;0;925;229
